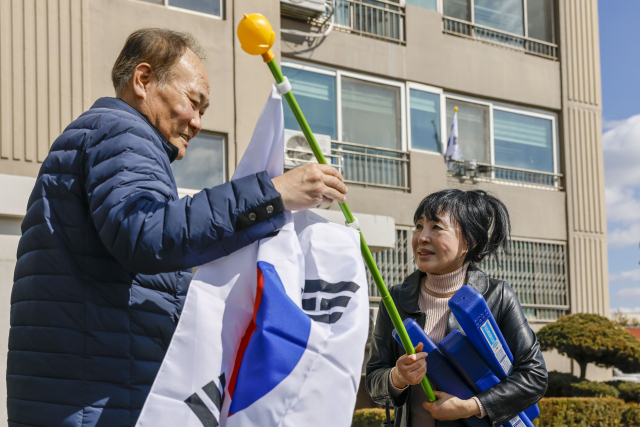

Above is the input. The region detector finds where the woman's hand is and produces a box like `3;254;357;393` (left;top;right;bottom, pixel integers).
422;391;481;420
391;342;427;388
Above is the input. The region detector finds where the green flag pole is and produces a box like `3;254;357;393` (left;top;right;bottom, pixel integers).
237;13;436;403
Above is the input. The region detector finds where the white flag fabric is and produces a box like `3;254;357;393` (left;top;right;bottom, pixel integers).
136;85;369;427
445;110;462;170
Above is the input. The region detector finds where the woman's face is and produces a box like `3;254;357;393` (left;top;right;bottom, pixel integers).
412;213;468;275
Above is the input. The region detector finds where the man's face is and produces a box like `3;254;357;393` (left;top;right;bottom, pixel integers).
145;49;210;160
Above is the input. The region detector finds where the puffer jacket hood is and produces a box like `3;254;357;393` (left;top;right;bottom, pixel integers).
7;97;286;427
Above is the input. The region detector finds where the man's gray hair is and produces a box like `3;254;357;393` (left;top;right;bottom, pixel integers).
111;28;206;96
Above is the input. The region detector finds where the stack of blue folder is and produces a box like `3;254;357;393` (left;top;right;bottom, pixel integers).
391;285;539;427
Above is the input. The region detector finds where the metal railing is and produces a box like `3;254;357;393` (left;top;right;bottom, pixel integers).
284;140;410;190
367;228;413;299
480;240;568;321
443;16;558;60
334;0;405;43
368;231;569;322
447;159;562;190
334;140;410;190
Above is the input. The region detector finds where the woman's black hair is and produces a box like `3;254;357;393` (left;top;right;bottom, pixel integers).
413;189;511;265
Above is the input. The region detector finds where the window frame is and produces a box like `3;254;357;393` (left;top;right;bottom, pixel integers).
406;82;445;156
134;0;224;20
280;60;558;177
174;131;228;196
437;0;556;43
492;104;558;175
445;93;558;175
282;59;407;152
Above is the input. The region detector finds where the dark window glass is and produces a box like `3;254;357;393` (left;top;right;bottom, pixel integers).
341;77;401;150
410;89;441;153
406;0;437;11
527;0;555;42
446;100;490;163
168;0;221;16
283;66;337;140
474;0;524;35
172;133;226;189
444;0;471;21
494;110;554;172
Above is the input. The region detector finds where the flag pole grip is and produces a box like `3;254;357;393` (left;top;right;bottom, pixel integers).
265;56;437;403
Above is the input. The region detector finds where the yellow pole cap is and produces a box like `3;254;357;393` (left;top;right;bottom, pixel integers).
237;13;276;62
453;106;458;112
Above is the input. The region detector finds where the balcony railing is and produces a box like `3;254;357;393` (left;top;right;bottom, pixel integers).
480;240;568;321
443;16;558;60
447;159;562;190
285;140;410;191
334;0;405;43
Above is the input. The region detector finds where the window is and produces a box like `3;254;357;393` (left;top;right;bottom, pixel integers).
171;132;226;190
341;77;402;150
444;0;471;21
446;99;490;163
282;62;405;150
474;0;524;35
367;228;413;299
479;239;568;321
283;66;337;139
408;86;442;153
442;0;554;43
282;62;408;190
494;109;554;172
445;94;558;186
527;0;554;43
138;0;223;17
406;0;437;11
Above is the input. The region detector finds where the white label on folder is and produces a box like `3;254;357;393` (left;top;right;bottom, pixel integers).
480;319;513;375
508;415;525;427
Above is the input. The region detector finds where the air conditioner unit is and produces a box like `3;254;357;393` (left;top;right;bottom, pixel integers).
284;130;331;169
280;0;326;20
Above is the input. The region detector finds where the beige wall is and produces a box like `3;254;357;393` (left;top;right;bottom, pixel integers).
0;235;20;422
558;0;609;317
0;0;89;178
281;7;561;111
326;151;567;243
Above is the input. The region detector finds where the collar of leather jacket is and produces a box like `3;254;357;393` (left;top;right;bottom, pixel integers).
398;264;490;315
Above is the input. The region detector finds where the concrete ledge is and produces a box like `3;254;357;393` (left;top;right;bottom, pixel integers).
0;174;36;218
310;209;396;252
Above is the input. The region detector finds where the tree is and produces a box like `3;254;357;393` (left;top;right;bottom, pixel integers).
611;309;640;328
538;313;640;380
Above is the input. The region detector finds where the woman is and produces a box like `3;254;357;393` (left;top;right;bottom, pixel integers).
366;189;547;427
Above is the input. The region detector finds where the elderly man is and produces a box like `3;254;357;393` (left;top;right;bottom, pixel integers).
7;29;347;427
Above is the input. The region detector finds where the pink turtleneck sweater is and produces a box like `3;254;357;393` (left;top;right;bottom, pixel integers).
388;263;487;426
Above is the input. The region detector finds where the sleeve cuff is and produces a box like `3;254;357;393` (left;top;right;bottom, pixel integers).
472;396;487;418
388;368;408;397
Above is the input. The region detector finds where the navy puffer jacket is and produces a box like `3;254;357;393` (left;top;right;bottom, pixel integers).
7;97;286;427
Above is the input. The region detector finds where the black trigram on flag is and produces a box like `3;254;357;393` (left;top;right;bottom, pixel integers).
302;279;360;324
184;373;226;427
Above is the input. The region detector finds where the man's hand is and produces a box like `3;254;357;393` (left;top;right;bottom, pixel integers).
422;391;481;420
391;342;427;388
272;164;348;211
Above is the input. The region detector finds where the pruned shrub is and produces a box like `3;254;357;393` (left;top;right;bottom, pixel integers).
352;408;394;427
608;381;640;403
569;381;620;398
545;371;581;397
533;397;627;427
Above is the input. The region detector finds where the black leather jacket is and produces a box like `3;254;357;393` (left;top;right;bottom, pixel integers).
365;265;547;427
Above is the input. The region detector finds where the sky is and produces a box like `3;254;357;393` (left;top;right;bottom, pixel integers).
599;1;640;312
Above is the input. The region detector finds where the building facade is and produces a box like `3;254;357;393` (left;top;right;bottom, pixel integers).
0;0;607;418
